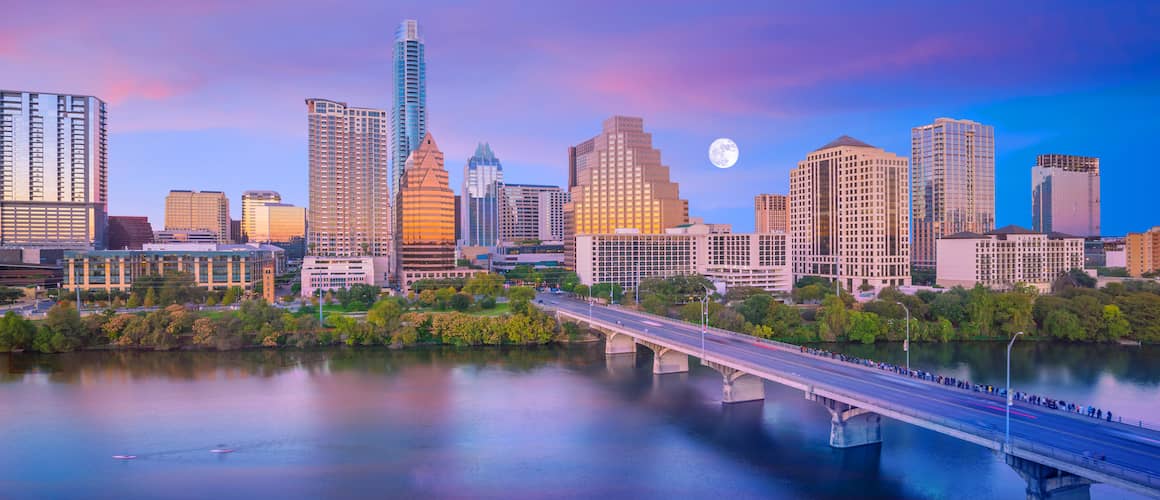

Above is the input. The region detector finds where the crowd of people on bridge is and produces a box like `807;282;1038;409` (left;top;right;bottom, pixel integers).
798;346;1122;424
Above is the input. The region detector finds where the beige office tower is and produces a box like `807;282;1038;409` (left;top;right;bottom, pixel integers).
252;203;306;243
306;98;390;257
241;190;281;241
790;136;910;290
164;190;230;243
754;194;789;233
564;116;689;268
398;132;455;272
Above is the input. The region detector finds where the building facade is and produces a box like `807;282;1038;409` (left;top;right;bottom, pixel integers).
1126;227;1160;277
0;90;108;248
1031;154;1100;237
754;194;789;233
911;118;995;273
460;143;503;246
164;190;230;243
790;136;910;290
391;19;427;197
936;225;1086;293
398;133;455;277
565;116;689;268
306;98;390;257
252;204;306;244
107;216;154;250
499;184;567;243
241;190;280;241
300;255;391;297
63;243;285;293
154;230;220;245
489;242;564;272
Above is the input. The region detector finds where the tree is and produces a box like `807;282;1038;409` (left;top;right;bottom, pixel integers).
367;298;403;334
479;296;497;309
418;289;436;307
1051;268;1097;293
143;288;158;307
1101;304;1130;342
589;283;624;303
792;284;829;304
508;286;537;313
817;295;849;341
848;311;883;344
220;287;240;306
0;311;36;351
1044;309;1084;341
641;294;668;315
0;287;24;305
571;284;589;299
464;273;504;298
434;287;456;310
737;294;773;325
449;292;473;312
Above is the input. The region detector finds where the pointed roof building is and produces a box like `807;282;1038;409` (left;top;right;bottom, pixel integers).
399;132;457;273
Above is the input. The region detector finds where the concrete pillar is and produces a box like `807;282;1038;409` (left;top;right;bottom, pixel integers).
604;331;637;355
638;341;689;374
701;360;766;404
809;393;882;448
1005;455;1093;500
605;352;637;376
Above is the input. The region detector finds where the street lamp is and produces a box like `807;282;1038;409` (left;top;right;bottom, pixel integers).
588;284;593;322
1005;331;1024;452
895;301;911;373
699;285;712;359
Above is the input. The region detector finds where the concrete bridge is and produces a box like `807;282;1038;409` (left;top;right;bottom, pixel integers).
545;294;1160;499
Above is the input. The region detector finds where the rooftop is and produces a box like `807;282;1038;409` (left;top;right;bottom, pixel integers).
814;135;876;152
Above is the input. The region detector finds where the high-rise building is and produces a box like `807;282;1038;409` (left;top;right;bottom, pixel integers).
306;98;390;257
1126;227;1160;277
252;203;306;244
106;216;154;250
230;219;243;244
391;19;427;197
241;190;281;241
1032;154;1100;237
499;184;568;243
790;136;910;290
398;133;455;273
460;143;503;246
0;90;108;248
565;116;689;268
164;190;230;243
754;194;789;233
910;118;995;273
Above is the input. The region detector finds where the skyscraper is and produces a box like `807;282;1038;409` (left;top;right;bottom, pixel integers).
499;184;568;243
398;133;455;273
565;116;689;268
460;143;503;246
241;190;281;241
391;19;427;197
0;90;107;248
910;118;995;274
790;136;910;290
106;216;154;250
754;194;789;233
1032;154;1100;237
306;98;390;257
164;190;230;243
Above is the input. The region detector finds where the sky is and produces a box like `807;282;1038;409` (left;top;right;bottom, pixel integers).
2;0;1158;235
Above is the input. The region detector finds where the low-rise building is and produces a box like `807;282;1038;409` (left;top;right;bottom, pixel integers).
63;243;285;293
1126;227;1160;277
154;230;220;245
489;242;564;272
1104;238;1127;269
935;225;1086;292
301;256;391;297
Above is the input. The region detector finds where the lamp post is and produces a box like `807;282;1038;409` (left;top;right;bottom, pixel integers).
318;286;323;326
895;301;911;373
588;284;593;322
1006;331;1024;452
699;285;711;359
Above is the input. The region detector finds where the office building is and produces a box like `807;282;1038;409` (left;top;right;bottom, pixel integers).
0;90;108;248
565;116;689;268
489;242;565;273
790;136;910;290
164;190;230;243
1031;154;1100;237
936;225;1086;293
306;98;390;257
154;230;220;245
398;133;455;272
1126;227;1160;277
911;118;995;273
754;194;789;233
460;142;503;246
63;243;285;293
391;19;427;196
499;184;568;243
301;255;385;297
251;204;306;244
241;190;281;240
106;216;154;250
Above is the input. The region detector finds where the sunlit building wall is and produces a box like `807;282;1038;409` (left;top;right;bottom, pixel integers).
164;190;230;244
252;203;306;244
1126;227;1160;277
398;133;455;273
754;194;789;233
0;90;108;248
241;190;280;241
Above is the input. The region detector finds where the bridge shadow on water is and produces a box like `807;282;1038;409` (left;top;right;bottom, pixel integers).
575;348;912;500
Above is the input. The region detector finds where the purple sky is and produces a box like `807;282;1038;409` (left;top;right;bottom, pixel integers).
3;0;1158;235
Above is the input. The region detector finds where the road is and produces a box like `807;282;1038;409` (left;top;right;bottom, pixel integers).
539;293;1160;496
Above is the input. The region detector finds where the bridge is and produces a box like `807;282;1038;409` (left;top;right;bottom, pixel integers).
542;294;1160;499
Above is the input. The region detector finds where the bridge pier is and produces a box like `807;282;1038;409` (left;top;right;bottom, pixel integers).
604;331;637;355
1005;455;1093;500
636;340;689;374
807;393;882;448
701;360;766;403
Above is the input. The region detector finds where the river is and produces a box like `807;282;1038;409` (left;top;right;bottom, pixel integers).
1;342;1156;499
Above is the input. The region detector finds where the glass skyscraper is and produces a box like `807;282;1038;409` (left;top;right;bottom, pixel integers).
460;142;503;246
910;118;995;274
391;19;427;197
0;90;107;248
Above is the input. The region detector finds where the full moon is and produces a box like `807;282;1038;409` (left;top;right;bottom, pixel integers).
709;138;739;169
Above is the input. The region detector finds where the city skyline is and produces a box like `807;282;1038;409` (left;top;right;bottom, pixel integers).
2;1;1158;235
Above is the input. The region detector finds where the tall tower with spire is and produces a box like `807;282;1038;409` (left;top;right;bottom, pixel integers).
460;142;503;246
398;132;456;276
391;19;427;197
